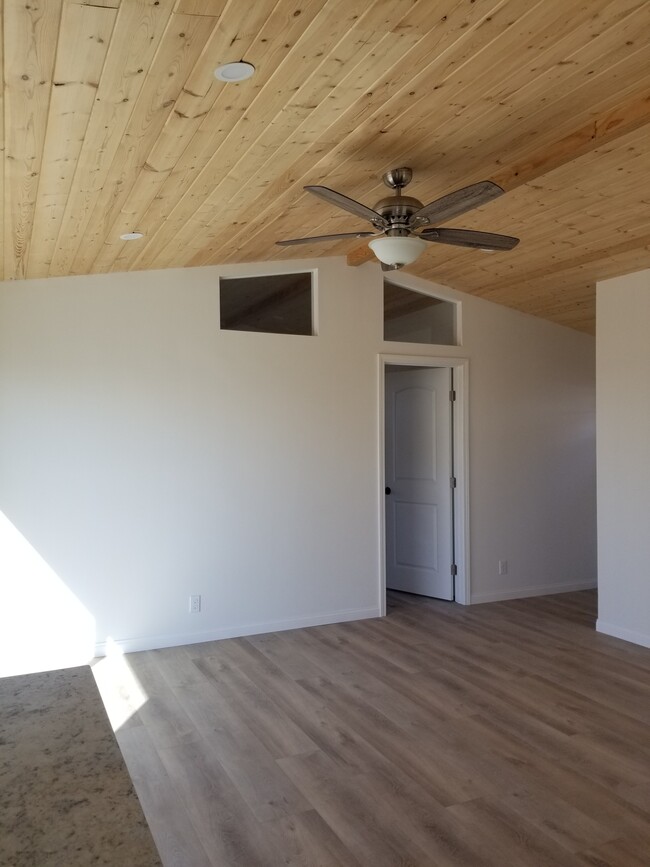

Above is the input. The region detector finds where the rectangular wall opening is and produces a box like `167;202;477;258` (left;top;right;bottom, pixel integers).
383;280;458;345
220;272;314;335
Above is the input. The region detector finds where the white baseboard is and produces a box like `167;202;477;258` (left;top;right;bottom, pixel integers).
94;606;381;657
470;581;597;605
596;619;650;649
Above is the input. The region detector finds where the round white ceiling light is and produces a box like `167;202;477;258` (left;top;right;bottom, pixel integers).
214;61;255;82
368;235;427;267
120;232;144;241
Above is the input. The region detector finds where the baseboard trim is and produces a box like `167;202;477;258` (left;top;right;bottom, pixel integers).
470;581;597;604
94;606;381;657
596;619;650;649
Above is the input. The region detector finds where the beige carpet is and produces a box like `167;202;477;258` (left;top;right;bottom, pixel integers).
0;665;161;866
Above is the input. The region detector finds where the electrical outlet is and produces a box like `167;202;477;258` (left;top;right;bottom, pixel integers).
189;594;201;614
498;560;508;576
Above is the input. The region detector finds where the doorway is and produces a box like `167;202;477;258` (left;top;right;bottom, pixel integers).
380;356;469;611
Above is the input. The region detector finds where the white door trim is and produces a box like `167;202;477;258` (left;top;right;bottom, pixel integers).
378;354;470;612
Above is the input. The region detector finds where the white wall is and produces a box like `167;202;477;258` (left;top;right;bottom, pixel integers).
0;258;596;674
384;270;596;603
596;269;650;648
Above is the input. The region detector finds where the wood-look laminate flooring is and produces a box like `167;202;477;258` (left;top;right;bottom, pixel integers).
98;591;650;867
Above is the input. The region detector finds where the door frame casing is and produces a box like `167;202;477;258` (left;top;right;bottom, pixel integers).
378;354;470;612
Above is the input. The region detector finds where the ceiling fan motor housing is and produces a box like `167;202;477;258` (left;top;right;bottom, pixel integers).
373;195;423;231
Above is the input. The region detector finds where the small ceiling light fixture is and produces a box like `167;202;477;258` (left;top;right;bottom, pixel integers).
120;232;144;241
368;234;427;268
214;61;255;82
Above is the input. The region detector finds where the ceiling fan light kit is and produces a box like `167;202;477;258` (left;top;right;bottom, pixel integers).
368;235;427;267
277;167;519;269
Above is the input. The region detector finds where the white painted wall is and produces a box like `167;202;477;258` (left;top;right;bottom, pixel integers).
381;270;597;604
0;258;596;674
596;269;650;648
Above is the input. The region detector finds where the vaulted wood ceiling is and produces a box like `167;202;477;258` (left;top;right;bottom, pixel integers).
3;0;650;333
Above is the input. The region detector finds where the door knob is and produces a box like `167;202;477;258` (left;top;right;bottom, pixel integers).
385;486;392;495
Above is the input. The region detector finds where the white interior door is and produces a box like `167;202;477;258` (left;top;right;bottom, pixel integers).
385;366;454;600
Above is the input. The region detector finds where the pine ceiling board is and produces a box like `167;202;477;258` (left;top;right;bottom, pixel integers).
3;0;63;280
235;4;644;264
191;1;557;265
344;85;650;270
377;2;650;192
451;241;650;331
463;0;650;129
91;0;280;274
173;0;228;14
127;0;430;272
170;0;452;268
499;285;597;315
453;171;650;271
143;0;280;173
47;0;178;277
189;0;536;267
270;0;613;245
108;0;331;274
261;82;639;270
406;203;650;331
181;0;517;267
343;60;650;269
441;0;647;131
70;10;218;276
419;214;650;305
261;0;543;204
460;282;598;329
185;0;449;230
436;125;650;288
340;0;650;269
26;1;118;279
482;238;650;305
147;0;452;270
465;237;650;308
334;0;614;174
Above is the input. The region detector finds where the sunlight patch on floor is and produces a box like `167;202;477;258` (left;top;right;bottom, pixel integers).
91;639;148;731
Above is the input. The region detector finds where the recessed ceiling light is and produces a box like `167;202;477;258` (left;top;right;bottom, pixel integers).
120;232;143;241
214;61;255;82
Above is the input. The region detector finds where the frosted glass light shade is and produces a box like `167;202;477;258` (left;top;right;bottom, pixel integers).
368;235;427;266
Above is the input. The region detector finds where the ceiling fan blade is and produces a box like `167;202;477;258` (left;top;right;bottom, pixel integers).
410;181;504;226
419;227;519;250
304;185;388;227
276;231;377;246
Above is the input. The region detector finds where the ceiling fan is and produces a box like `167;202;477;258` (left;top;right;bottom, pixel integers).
276;167;519;270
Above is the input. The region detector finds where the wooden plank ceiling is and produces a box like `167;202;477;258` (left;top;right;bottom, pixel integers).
2;0;650;333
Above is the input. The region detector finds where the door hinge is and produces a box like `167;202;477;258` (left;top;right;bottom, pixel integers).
451;563;458;577
450;476;457;489
449;389;456;402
